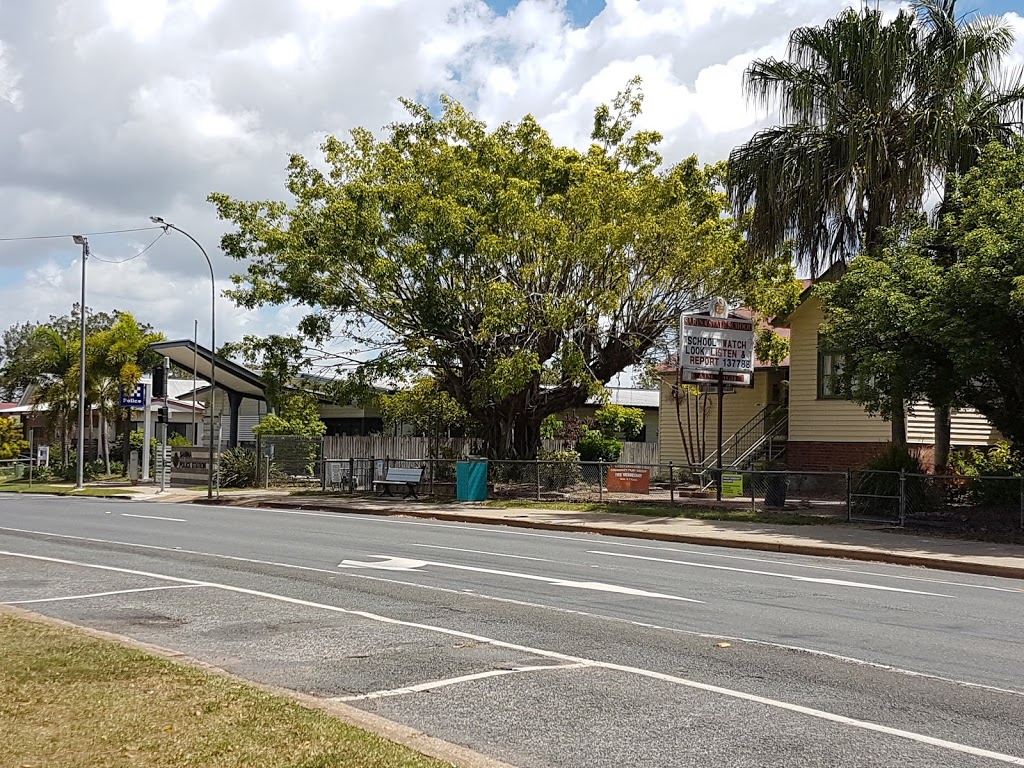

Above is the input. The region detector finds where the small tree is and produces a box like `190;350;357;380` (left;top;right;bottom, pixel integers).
0;416;28;460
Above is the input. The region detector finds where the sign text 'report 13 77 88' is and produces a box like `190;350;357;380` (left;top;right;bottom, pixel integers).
679;311;755;387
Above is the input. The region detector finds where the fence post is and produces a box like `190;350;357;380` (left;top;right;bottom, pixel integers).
598;461;604;502
429;458;435;497
846;469;853;522
321;458;327;492
349;456;355;494
255;433;261;488
385;455;390;474
898;469;906;527
265;455;270;490
669;462;674;505
750;470;756;511
535;457;541;501
1019;475;1023;531
369;455;375;491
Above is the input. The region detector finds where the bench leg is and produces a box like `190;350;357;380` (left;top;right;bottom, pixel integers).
404;484;418;499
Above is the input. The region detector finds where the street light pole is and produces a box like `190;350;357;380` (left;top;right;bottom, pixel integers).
72;235;89;491
150;217;216;500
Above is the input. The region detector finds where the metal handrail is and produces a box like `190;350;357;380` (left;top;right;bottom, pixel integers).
700;403;787;469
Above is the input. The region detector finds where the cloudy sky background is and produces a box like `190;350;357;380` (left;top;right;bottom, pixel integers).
1;0;1021;377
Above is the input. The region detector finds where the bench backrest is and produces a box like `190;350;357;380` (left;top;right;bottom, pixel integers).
384;467;423;483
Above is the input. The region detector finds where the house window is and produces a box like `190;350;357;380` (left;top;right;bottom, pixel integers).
817;345;848;400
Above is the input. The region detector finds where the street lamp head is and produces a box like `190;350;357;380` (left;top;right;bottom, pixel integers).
72;235;87;246
149;216;164;224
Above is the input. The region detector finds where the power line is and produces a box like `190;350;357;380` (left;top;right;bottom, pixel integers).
0;225;164;243
91;230;167;264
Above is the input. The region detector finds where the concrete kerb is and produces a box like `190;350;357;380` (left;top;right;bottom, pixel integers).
0;604;518;768
199;496;1024;582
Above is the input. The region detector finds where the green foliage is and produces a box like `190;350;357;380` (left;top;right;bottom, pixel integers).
253;394;326;437
576;429;622;463
949;443;1022;478
377;378;469;435
216;447;269;488
537;449;584;490
0;416;28;460
168;433;191;447
539;414;562;440
593;403;644;441
210;82;793;457
864;444;928;474
754;328;790;368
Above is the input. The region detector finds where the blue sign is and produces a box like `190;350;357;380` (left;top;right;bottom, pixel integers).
119;383;146;408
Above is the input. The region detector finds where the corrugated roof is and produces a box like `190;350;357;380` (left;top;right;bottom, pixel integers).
587;387;659;409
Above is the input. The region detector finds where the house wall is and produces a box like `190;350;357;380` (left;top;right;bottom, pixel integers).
658;368;785;466
787;296;890;445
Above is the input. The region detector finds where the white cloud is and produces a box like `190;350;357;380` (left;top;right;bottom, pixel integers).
0;0;1019;368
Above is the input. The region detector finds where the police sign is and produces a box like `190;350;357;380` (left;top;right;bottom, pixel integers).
119;383;146;408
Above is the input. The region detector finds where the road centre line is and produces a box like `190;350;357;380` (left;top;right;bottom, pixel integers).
333;663;588;702
590;551;956;597
1;549;1021;765
601;540;1024;594
122;513;187;522
1;525;1022;697
339;555;702;603
407;544;559;563
4;584;201;605
188;504;1022;593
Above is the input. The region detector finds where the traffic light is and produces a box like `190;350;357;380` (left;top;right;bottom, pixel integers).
152;366;167;399
157;406;169;425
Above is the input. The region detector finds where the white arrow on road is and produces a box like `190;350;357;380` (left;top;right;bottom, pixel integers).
338;556;703;603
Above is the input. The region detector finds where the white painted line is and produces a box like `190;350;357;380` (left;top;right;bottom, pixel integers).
4;584;202;605
1;526;1021;698
0;549;1021;765
121;513;187;522
590;551;956;598
333;663;587;702
338;555;703;603
407;544;558;563
600;540;1024;594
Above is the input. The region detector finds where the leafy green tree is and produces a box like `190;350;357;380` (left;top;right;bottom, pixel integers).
253;393;326;437
0;415;28;460
377;378;469;439
593;403;644;441
211;82;794;458
733;1;1024;448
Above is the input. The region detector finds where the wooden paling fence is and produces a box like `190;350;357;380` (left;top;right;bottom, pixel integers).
321;435;658;464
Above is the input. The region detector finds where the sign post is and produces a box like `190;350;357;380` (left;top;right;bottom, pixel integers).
679;299;756;500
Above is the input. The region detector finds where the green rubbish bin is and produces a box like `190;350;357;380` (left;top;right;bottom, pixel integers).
456;460;488;501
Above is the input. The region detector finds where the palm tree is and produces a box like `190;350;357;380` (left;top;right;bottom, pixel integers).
30;326;78;466
729;2;1024;448
913;0;1024;470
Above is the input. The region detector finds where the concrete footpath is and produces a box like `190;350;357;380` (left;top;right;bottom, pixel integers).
131;487;1024;582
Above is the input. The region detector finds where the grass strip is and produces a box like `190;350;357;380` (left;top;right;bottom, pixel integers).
0;613;451;768
0;482;134;497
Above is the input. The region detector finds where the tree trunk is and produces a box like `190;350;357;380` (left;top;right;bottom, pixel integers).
933;405;951;474
890;395;907;447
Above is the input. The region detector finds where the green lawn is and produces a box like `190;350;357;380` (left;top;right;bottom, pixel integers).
0;481;135;497
483;499;840;526
0;613;451;768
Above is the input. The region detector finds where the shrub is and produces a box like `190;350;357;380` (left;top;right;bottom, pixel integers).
576;429;622;462
217;447;262;488
538;450;583;490
852;444;932;520
948;443;1021;508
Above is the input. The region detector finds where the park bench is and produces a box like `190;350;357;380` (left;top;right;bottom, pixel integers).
372;466;424;499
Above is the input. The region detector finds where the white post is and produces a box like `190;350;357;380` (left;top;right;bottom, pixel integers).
141;379;152;481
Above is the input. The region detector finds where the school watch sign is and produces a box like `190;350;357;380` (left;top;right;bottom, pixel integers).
679;312;756;387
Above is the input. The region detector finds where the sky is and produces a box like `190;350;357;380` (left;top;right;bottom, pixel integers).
0;0;1022;375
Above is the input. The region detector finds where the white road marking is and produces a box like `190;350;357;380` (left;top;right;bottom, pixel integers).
407;544;558;563
590;551;956;597
1;549;1022;765
601;540;1024;594
4;584;202;604
338;555;703;603
333;663;587;702
1;526;1021;698
121;513;186;522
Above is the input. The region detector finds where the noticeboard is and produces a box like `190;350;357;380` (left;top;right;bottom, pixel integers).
606;467;651;494
721;473;744;498
679;313;755;388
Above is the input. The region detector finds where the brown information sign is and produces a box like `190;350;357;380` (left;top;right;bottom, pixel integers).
606;467;651;494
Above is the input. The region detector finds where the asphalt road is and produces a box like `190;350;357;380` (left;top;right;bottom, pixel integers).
1;494;1023;767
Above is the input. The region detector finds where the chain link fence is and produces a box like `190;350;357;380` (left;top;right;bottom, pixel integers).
266;449;1024;533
